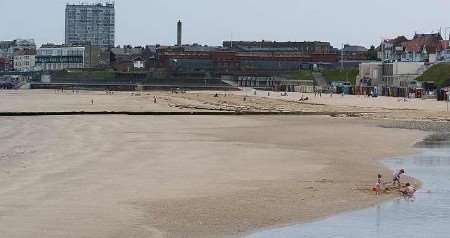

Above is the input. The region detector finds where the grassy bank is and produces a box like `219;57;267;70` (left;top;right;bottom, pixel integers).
322;69;358;85
53;70;116;81
289;70;314;81
416;63;450;87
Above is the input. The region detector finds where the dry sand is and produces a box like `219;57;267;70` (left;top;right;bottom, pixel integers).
174;90;450;121
229;89;450;113
0;113;427;238
3;89;450;122
0;90;192;112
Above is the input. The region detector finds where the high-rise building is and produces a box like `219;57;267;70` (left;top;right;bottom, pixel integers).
65;2;115;48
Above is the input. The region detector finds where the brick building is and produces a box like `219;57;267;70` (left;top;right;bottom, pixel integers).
158;47;338;73
223;41;333;54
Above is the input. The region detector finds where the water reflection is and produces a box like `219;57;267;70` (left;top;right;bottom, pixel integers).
244;148;450;238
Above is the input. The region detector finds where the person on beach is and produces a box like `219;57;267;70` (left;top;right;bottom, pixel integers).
400;183;416;197
376;174;384;196
393;169;405;186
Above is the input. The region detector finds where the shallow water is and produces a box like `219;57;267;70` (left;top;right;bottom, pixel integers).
244;148;450;238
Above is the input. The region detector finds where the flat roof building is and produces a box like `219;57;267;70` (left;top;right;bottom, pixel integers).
36;45;85;71
65;2;115;48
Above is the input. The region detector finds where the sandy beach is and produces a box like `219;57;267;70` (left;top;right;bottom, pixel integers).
0;89;438;238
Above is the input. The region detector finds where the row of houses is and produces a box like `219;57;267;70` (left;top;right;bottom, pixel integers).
0;39;371;74
0;40;147;73
379;33;450;63
356;33;450;93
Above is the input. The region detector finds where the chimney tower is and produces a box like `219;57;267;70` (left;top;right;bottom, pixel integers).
177;20;182;47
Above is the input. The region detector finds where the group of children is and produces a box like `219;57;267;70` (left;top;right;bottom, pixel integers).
375;169;417;197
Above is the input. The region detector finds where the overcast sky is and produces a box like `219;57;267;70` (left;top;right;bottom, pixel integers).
1;0;450;48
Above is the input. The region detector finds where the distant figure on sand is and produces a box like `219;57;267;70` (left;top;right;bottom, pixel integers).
299;96;309;102
91;99;94;105
393;169;405;186
400;183;416;197
154;96;157;104
375;174;384;196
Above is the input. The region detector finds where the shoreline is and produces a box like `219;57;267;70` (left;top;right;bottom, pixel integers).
236;129;430;238
240;126;450;238
239;145;450;238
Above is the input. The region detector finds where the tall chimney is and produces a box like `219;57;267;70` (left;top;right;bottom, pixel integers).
177;20;182;47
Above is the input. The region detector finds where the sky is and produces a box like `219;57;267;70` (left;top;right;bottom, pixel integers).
1;0;450;48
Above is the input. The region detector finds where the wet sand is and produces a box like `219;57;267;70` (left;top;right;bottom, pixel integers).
0;114;426;238
244;147;450;238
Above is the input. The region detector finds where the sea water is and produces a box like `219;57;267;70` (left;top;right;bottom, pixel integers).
244;148;450;238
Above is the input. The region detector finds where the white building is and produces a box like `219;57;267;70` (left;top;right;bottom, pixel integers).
36;46;85;71
133;56;145;69
13;54;36;72
357;62;429;88
357;62;383;87
385;62;428;87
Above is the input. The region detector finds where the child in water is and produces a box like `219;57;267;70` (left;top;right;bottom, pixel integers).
400;183;417;197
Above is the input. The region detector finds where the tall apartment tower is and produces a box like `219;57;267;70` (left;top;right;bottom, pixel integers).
177;20;182;47
65;2;115;48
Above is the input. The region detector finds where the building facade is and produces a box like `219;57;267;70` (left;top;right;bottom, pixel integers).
341;44;368;61
36;46;85;71
159;47;338;74
65;3;115;48
0;39;36;71
223;41;333;54
378;36;409;62
357;62;428;88
0;57;10;72
357;62;383;87
83;45;111;68
13;49;36;72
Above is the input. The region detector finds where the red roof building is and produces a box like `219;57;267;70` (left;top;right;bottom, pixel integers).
402;33;445;54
